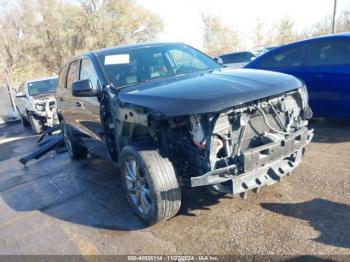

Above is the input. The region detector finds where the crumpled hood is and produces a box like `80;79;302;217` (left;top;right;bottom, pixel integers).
118;68;303;116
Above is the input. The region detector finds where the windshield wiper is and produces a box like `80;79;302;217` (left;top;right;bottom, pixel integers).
114;79;151;91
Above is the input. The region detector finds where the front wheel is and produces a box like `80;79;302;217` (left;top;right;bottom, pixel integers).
28;114;43;134
119;141;181;225
20;114;30;127
61;121;88;159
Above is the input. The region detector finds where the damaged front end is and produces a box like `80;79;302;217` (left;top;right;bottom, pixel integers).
31;96;59;127
157;88;313;195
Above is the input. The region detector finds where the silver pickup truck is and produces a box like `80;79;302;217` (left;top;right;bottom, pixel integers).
15;77;59;134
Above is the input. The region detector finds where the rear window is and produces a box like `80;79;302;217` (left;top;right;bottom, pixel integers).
306;40;350;66
28;79;58;96
261;46;305;68
220;52;255;64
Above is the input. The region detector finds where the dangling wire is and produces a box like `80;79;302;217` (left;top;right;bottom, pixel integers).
257;107;292;135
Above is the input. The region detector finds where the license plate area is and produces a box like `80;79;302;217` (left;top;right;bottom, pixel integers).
240;128;309;172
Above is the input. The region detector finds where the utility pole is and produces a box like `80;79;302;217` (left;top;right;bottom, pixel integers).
332;0;337;34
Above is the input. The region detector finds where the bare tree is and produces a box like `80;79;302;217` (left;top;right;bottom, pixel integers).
0;0;163;84
251;19;277;48
201;12;240;57
303;5;350;38
80;0;163;49
273;17;297;45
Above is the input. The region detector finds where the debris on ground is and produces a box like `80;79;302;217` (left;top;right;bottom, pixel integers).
19;125;65;166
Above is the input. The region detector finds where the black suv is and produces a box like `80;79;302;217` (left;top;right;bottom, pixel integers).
57;42;313;225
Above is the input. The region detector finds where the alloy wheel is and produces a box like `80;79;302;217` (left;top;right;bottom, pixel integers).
124;157;152;215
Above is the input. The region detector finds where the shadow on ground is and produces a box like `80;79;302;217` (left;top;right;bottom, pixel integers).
261;198;350;249
285;255;340;262
1;143;228;231
1;153;147;231
310;118;350;143
179;187;231;216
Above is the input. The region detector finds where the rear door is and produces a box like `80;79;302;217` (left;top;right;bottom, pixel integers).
304;39;350;117
57;59;80;128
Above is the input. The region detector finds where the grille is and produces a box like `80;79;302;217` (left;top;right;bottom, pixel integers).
213;104;290;152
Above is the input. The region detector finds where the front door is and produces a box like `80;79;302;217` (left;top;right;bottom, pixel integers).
74;57;109;159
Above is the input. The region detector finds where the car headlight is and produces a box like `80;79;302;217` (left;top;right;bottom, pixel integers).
35;104;45;111
298;84;309;109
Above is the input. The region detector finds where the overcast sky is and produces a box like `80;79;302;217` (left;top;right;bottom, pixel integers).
137;0;350;50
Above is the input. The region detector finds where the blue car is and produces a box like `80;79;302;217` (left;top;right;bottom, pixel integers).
245;33;350;118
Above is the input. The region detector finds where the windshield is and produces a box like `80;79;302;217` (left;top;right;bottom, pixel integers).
98;44;222;88
28;78;58;96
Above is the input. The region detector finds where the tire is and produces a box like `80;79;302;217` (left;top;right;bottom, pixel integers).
28;114;43;134
20;115;30;127
61;120;88;159
119;141;181;225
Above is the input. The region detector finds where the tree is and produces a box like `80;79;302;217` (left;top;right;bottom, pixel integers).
304;6;350;37
80;0;163;49
251;19;276;48
0;0;45;84
273;17;297;45
38;0;87;72
0;0;163;84
201;12;240;57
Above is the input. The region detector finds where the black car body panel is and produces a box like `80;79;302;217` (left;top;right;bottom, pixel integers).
57;43;313;224
118;68;303;116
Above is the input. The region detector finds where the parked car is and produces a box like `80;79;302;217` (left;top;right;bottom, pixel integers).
245;33;350;118
253;46;279;57
16;77;59;134
216;51;256;68
57;42;313;225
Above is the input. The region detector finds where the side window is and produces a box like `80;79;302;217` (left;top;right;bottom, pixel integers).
261;46;305;68
220;54;235;64
222;53;254;63
58;66;67;89
307;40;350;66
80;58;99;89
66;60;79;89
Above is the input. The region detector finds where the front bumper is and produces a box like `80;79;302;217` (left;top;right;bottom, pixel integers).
191;127;314;194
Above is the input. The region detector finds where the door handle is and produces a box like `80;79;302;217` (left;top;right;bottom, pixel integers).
75;101;82;107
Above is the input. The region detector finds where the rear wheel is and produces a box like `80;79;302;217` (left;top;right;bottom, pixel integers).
119;141;181;225
61;120;88;159
28;114;43;134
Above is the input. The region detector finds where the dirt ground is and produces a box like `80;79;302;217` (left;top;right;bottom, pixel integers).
0;120;349;257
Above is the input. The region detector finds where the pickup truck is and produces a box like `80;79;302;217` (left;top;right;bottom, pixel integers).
56;42;313;225
16;77;59;134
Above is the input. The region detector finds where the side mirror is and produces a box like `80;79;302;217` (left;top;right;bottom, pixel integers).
214;57;224;65
16;92;25;98
72;79;97;97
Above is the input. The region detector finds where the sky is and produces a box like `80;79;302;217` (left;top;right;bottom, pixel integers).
137;0;350;50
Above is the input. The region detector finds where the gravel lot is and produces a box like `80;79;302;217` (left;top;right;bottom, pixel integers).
0;120;349;257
